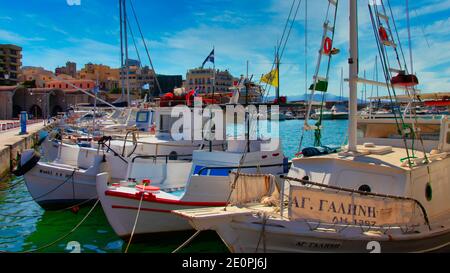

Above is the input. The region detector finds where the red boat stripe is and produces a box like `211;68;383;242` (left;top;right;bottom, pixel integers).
112;205;172;214
105;190;227;207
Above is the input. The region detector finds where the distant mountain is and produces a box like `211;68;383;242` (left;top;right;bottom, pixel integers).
266;94;347;102
266;94;366;103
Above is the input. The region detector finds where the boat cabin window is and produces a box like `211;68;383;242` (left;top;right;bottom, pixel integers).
193;165;231;176
136;111;150;123
358;123;441;141
159;114;180;133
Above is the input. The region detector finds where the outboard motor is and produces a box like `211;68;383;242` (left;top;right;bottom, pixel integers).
13;149;41;177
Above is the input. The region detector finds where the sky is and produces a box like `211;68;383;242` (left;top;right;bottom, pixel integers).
1;0;450;98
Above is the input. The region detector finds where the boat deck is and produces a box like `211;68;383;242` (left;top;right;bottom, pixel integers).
293;145;446;171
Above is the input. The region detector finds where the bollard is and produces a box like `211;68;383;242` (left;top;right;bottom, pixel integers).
20;111;28;135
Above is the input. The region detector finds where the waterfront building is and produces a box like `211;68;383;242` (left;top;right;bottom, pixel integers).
184;68;235;93
0;85;91;120
78;63;120;91
119;65;155;94
20;66;54;88
55;61;77;78
44;78;96;91
0;44;22;86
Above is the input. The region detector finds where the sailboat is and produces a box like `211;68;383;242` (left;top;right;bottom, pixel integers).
175;0;450;253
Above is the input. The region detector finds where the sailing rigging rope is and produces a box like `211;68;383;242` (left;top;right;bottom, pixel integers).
368;3;414;167
261;0;296;98
405;0;414;74
297;0;309;153
370;1;431;169
129;0;162;97
413;9;431;48
385;0;409;74
262;0;303;101
280;0;303;61
298;0;339;151
126;16;142;66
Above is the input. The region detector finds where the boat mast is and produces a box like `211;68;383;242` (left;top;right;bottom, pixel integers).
123;0;130;106
209;46;215;152
276;48;280;101
119;0;125;100
348;0;358;152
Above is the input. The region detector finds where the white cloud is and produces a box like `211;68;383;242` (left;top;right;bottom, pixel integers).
0;29;45;44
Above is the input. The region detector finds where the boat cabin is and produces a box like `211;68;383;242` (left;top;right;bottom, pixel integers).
288;116;450;222
357;118;449;152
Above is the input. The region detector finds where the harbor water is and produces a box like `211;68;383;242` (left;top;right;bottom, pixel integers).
0;119;348;253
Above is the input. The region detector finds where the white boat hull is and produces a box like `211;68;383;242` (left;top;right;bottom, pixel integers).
211;217;450;253
97;173;229;237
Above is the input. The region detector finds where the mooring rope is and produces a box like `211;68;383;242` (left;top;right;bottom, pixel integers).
124;192;145;253
0;196;98;219
172;231;202;254
0;199;99;253
0;179;24;192
3;169;77;205
255;213;269;253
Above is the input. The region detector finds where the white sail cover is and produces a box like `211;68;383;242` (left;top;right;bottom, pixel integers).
289;185;422;226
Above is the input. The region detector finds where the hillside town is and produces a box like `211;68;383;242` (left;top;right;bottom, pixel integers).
0;43;239;120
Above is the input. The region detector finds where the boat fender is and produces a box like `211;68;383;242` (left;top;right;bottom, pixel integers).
98;155;112;179
13;150;41;177
169;151;178;160
37;134;49;146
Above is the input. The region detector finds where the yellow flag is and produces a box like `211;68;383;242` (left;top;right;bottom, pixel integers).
261;69;279;87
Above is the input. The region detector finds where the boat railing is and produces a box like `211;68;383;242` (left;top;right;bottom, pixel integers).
281;175;431;232
196;161;292;176
131;154;193;164
97;136;128;164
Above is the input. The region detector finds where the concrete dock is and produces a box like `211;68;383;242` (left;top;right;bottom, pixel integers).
0;122;51;178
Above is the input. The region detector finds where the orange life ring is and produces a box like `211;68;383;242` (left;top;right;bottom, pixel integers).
323;37;332;55
379;26;388;41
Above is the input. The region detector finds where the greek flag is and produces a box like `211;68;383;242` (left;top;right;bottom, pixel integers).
201;49;215;68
